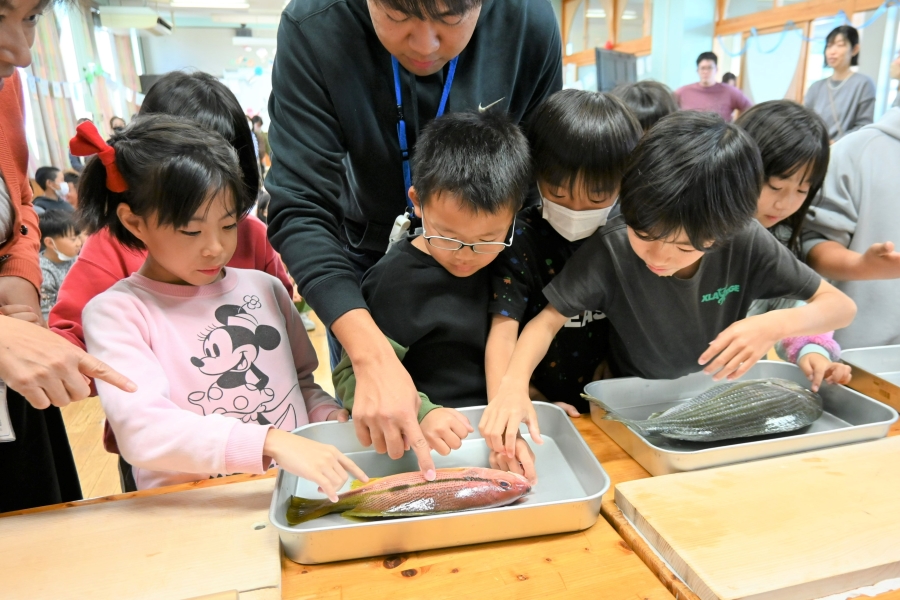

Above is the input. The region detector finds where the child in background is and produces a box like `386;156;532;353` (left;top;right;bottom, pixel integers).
736;100;851;390
482;112;857;461
76;116;365;495
334;111;531;458
487;91;642;418
38;210;82;321
611;81;678;132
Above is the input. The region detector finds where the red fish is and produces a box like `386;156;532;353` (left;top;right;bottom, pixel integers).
286;467;531;525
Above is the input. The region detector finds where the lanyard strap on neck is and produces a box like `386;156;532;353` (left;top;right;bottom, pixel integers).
392;55;459;212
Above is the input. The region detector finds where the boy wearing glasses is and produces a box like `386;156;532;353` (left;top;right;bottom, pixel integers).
333;111;530;455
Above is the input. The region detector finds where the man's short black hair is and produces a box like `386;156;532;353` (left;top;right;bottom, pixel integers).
374;0;480;19
412;111;530;215
620;112;763;250
736;100;829;253
722;72;737;84
696;51;718;66
825;25;860;67
611;81;678;133
39;209;77;242
35;166;60;191
528;90;642;197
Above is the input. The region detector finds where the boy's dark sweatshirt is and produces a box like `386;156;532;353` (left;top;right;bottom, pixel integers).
360;238;491;408
265;0;562;327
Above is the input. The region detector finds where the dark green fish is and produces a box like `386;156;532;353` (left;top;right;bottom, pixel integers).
584;378;824;442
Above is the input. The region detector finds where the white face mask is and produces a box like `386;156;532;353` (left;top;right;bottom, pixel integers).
50;241;76;262
540;195;616;241
57;181;70;198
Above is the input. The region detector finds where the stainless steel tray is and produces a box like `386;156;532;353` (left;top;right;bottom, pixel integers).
269;402;609;564
842;345;900;411
585;361;897;476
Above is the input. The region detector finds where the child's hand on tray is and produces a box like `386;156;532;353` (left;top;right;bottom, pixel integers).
699;313;784;381
326;408;350;422
264;428;368;502
479;383;543;460
489;431;537;484
420;407;474;455
798;353;852;392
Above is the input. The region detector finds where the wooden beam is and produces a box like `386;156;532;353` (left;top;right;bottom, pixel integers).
615;35;652;56
562;48;596;67
715;0;885;37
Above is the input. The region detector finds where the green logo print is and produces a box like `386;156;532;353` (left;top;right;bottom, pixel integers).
701;284;741;305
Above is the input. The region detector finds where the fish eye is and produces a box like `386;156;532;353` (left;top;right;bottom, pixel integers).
499;480;511;489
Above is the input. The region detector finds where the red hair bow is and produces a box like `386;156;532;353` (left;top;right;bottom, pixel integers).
69;121;129;193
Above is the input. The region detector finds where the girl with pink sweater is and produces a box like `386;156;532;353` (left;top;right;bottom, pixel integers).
74;116;366;496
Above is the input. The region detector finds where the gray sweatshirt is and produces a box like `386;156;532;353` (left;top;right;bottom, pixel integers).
804;73;875;142
801;107;900;349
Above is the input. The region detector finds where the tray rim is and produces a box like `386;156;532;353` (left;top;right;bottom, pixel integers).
584;361;899;457
268;401;611;534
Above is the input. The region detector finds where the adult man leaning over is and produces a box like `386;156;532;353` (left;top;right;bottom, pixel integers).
266;0;562;479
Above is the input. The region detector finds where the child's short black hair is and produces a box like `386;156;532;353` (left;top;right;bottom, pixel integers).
251;115;263;126
735;100;829;253
39;209;77;242
528;90;642;197
77;114;250;250
620;112;763;250
140;71;260;207
722;72;737;85
374;0;480;19
63;172;79;186
35;166;60;191
412;111;530;215
697;51;718;66
825;25;860;66
611;81;678;133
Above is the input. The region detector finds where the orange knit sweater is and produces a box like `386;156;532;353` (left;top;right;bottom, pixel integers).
0;69;41;292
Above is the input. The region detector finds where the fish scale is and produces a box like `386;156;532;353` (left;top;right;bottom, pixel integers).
584;378;824;442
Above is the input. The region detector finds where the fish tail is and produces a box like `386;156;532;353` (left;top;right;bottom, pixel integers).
286;496;343;525
581;394;650;434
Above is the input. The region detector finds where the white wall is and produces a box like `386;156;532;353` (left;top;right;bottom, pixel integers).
142;27;276;77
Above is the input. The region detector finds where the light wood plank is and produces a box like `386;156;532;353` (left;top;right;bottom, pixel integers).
616;436;900;600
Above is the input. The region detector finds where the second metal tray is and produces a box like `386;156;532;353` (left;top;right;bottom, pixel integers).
842;345;900;412
585;361;898;476
269;402;609;564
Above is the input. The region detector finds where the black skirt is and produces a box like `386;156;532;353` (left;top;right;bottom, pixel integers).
0;388;82;512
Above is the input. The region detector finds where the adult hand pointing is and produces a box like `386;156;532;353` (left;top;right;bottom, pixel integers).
0;315;137;409
332;309;436;481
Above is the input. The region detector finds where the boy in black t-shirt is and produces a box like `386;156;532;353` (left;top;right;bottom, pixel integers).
481;112;858;463
334;111;531;457
488;91;643;421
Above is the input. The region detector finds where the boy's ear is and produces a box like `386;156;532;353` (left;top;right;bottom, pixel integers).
42;236;55;250
116;203;149;245
408;186;423;219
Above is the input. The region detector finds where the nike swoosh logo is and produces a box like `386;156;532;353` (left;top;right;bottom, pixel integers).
478;97;506;112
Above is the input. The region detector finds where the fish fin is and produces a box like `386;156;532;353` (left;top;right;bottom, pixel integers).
342;507;395;519
286;496;341;526
350;477;381;490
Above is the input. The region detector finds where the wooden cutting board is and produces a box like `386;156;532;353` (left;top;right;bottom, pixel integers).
615;436;900;600
0;477;280;600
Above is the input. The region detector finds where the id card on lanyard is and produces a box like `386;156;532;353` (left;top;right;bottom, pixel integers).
387;55;459;250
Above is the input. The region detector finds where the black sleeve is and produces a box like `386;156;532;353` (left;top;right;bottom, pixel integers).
541;233;609;318
747;224;822;302
360;256;423;350
520;4;563;124
265;13;363;328
488;243;533;322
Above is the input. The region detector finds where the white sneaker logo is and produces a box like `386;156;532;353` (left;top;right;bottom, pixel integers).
478;97;506;113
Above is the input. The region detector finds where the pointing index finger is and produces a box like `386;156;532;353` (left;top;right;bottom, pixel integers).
404;418;436;480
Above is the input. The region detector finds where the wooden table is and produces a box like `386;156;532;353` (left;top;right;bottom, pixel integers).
6;416;897;599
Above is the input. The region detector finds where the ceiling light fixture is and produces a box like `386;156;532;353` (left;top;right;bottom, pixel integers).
171;0;249;9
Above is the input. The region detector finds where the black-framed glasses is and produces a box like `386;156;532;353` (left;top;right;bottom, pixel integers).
421;209;515;254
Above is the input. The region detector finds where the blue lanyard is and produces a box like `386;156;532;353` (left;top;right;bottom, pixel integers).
392;55;459;213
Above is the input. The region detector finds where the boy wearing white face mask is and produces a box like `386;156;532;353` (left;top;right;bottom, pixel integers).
38;210;83;321
33;167;75;215
486;91;642;430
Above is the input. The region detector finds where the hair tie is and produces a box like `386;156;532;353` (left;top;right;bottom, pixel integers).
69;121;129;193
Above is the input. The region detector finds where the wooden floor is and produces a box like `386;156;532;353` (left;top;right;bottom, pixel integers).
60;310;333;499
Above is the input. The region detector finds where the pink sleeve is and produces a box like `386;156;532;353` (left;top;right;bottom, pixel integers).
735;88;753;111
780;332;842;363
84;291;272;476
272;277;340;423
245;214;294;297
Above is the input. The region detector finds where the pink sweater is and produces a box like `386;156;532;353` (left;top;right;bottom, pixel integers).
83;268;338;490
